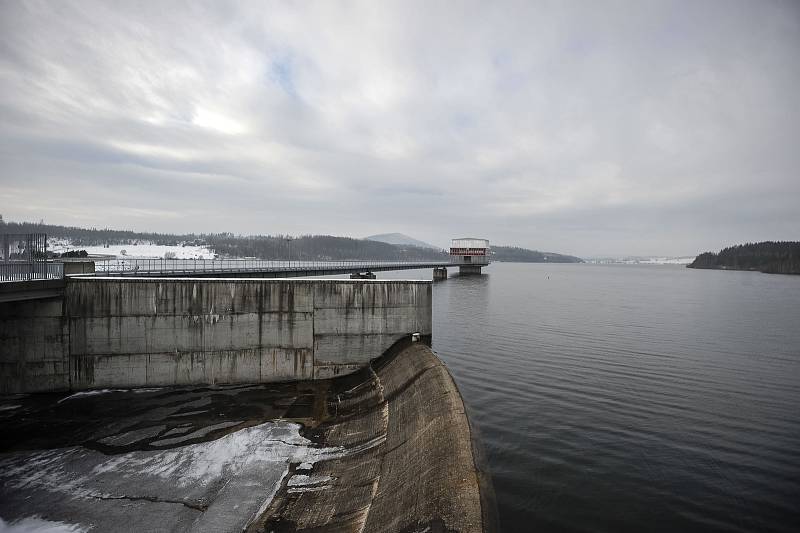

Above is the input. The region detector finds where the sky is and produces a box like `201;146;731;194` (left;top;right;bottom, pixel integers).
1;0;798;257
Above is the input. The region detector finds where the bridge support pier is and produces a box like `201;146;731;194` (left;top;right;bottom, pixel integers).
433;267;447;281
350;272;377;279
458;265;483;275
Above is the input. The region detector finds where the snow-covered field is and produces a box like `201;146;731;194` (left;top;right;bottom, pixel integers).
48;238;215;259
636;256;696;265
586;256;696;265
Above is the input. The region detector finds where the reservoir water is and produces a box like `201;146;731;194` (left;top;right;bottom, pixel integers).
384;263;800;532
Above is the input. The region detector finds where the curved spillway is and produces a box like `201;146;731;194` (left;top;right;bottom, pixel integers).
258;342;498;532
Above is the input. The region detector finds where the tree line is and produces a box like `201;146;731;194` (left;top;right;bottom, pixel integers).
207;234;447;261
491;245;583;263
1;220;446;261
688;241;800;274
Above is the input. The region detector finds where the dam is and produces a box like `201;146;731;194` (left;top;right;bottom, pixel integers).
0;275;497;532
1;277;433;393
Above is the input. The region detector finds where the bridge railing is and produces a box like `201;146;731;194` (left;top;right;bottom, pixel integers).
92;258;450;276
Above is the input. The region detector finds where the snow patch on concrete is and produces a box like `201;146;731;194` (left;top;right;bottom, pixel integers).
90;422;342;486
0;516;89;533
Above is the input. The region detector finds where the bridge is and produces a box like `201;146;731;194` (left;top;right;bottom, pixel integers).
1;234;491;301
89;258;454;279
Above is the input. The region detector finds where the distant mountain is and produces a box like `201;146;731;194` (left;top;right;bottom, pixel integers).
365;233;440;250
491;245;583;263
687;241;800;274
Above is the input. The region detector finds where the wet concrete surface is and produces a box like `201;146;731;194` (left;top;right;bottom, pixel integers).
0;344;495;532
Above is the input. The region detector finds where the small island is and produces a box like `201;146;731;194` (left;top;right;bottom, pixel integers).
687;241;800;275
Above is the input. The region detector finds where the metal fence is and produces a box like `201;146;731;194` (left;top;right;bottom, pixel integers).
93;258;452;276
2;233;47;262
0;233;64;282
0;261;63;281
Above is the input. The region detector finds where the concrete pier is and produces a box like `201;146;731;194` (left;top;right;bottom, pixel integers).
433;266;448;280
459;265;485;275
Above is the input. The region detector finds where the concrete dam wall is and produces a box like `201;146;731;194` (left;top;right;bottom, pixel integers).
0;343;497;532
0;278;432;393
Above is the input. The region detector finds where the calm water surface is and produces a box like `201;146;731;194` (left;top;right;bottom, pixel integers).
386;263;800;532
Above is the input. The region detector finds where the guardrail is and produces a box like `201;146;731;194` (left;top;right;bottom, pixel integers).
93;258;452;276
0;262;64;282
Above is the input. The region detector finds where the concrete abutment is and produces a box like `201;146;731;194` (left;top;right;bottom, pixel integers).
459;265;484;275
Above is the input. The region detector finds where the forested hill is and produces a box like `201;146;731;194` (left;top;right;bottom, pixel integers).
2;220;200;246
687;241;800;274
491;245;583;263
1;219;583;263
0;220;447;261
209;235;446;261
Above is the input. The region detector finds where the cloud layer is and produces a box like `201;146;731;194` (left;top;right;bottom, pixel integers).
1;0;798;255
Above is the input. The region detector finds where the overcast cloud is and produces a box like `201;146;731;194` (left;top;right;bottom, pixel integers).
1;0;798;256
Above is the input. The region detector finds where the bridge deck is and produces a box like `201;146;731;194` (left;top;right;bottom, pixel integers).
89;259;460;278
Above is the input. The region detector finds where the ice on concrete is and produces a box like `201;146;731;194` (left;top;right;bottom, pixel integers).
287;474;333;493
160;425;193;437
150;421;242;447
169;410;209;418
89;422;342;485
0;516;88;533
98;426;166;447
57;389;129;403
287;474;332;487
0;422;344;532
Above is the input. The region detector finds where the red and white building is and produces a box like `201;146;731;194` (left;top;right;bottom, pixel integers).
449;238;490;273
